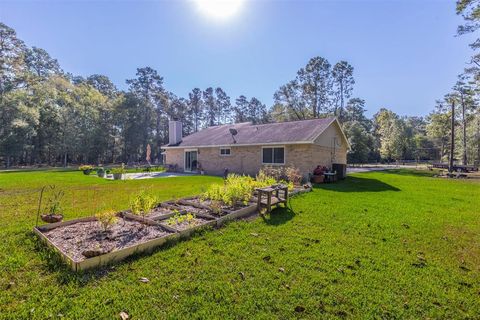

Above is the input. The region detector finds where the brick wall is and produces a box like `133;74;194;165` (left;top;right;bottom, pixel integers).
165;143;346;177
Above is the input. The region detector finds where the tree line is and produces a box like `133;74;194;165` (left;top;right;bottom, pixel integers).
0;22;269;166
1;1;480;168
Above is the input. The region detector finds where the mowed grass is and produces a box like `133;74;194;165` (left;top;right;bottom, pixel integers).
0;169;479;319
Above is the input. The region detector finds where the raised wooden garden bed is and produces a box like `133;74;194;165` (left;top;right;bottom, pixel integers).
34;215;177;271
34;185;311;272
175;196;258;226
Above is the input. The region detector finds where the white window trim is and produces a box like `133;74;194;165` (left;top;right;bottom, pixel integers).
219;147;231;156
261;146;286;165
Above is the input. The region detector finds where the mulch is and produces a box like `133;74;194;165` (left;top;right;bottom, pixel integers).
43;217;170;262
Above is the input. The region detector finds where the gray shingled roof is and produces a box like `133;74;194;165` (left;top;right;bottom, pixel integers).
165;117;336;148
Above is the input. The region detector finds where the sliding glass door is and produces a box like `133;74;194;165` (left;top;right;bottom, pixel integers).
184;150;198;172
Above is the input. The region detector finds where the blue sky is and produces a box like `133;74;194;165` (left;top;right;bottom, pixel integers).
0;0;475;117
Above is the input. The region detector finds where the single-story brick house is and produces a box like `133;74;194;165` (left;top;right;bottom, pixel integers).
162;117;349;178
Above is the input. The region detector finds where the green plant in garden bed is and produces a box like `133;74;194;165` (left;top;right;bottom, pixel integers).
202;174;255;208
130;191;157;221
166;210;196;226
96;209;118;232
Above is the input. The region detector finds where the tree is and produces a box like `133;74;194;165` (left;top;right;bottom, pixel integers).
374;109;405;161
188;88;203;132
247;97;268;124
427;101;453;162
343;121;374;163
273;80;310;120
24;46;62;79
87;74;117;98
126;67;165;161
456;0;480;78
203;87;216;126
233;95;249;123
215;87;231;124
453;76;476;164
332;61;355;117
297;56;332;118
0;22;26;104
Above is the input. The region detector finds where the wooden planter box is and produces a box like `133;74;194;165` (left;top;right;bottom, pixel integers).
34;216;178;272
34;187;312;272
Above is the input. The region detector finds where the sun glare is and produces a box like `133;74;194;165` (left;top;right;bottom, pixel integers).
194;0;245;20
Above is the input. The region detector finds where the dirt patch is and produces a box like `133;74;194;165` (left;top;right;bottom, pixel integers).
42;218;171;262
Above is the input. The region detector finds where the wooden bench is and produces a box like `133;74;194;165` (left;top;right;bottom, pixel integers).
256;185;289;213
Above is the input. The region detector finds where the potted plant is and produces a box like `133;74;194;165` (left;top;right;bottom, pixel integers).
41;187;65;223
79;165;93;175
96;167;106;178
112;163;126;180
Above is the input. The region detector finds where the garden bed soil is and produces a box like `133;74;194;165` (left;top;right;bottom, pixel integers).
179;197;254;217
160;215;215;232
146;206;177;220
161;202;213;216
40;217;172;262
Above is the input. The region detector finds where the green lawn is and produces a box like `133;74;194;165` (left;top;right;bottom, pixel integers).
0;169;479;319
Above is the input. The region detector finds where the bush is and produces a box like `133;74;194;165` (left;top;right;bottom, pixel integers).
254;169;277;189
260;166;302;186
130;191;157;220
284;166;302;185
79;165;93;175
202;174;255;208
96;210;118;232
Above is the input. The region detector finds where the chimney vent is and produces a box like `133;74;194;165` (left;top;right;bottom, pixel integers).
169;121;182;145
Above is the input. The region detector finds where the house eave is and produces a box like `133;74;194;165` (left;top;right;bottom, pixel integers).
161;141;314;149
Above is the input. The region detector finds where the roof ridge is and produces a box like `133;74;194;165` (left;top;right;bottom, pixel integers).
244;117;335;128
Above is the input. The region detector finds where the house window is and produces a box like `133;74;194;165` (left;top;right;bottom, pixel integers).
220;148;231;156
262;147;285;165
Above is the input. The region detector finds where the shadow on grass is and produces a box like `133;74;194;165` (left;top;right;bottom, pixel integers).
314;176;400;192
380;169;437;178
261;205;296;226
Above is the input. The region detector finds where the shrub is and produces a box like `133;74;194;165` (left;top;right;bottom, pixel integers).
202;174;254;208
130;191;157;221
260;166;302;186
261;166;284;181
79;165;93;175
96;210;118;232
254;169;277;189
285;166;302;185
